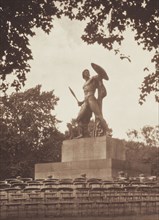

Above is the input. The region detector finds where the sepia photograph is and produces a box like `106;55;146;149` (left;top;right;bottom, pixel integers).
0;0;159;220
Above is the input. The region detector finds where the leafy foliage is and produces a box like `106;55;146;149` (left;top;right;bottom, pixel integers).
126;126;159;176
139;64;159;104
125;141;159;176
0;0;61;92
1;0;159;102
0;85;64;179
127;125;159;147
60;0;158;50
59;0;159;104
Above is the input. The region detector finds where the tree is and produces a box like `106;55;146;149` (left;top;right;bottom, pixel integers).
127;125;159;147
0;0;62;92
1;0;159;102
59;0;159;104
0;85;64;179
125;141;159;176
126;125;159;176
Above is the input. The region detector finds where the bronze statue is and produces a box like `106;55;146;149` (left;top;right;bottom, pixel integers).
69;63;109;138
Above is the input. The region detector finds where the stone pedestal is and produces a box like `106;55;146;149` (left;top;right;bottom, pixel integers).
62;136;125;162
35;136;150;180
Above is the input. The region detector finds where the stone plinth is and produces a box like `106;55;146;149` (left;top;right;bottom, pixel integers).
35;159;125;180
62;136;125;162
35;136;150;180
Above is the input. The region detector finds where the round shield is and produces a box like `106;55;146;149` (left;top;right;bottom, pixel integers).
91;63;109;80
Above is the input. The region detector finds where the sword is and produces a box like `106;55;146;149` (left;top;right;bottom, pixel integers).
69;87;79;102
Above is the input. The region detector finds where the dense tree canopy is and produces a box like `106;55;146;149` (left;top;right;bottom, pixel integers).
125;141;159;176
60;0;159;104
0;85;64;179
0;0;61;92
0;0;158;103
126;126;159;176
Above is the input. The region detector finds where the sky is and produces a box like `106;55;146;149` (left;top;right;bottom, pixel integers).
20;17;158;140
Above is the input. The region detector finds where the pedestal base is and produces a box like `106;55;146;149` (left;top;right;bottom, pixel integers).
35;136;150;180
35;159;125;180
62;136;125;162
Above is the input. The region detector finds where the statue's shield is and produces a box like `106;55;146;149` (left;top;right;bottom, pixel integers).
91;63;109;80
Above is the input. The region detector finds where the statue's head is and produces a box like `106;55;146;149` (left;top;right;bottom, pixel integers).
82;69;90;80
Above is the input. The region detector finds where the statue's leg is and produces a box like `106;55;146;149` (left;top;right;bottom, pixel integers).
77;121;84;138
76;102;87;122
88;97;108;133
76;103;91;138
94;117;99;137
76;121;90;138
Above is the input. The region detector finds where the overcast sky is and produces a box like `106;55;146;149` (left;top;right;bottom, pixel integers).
21;17;158;140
